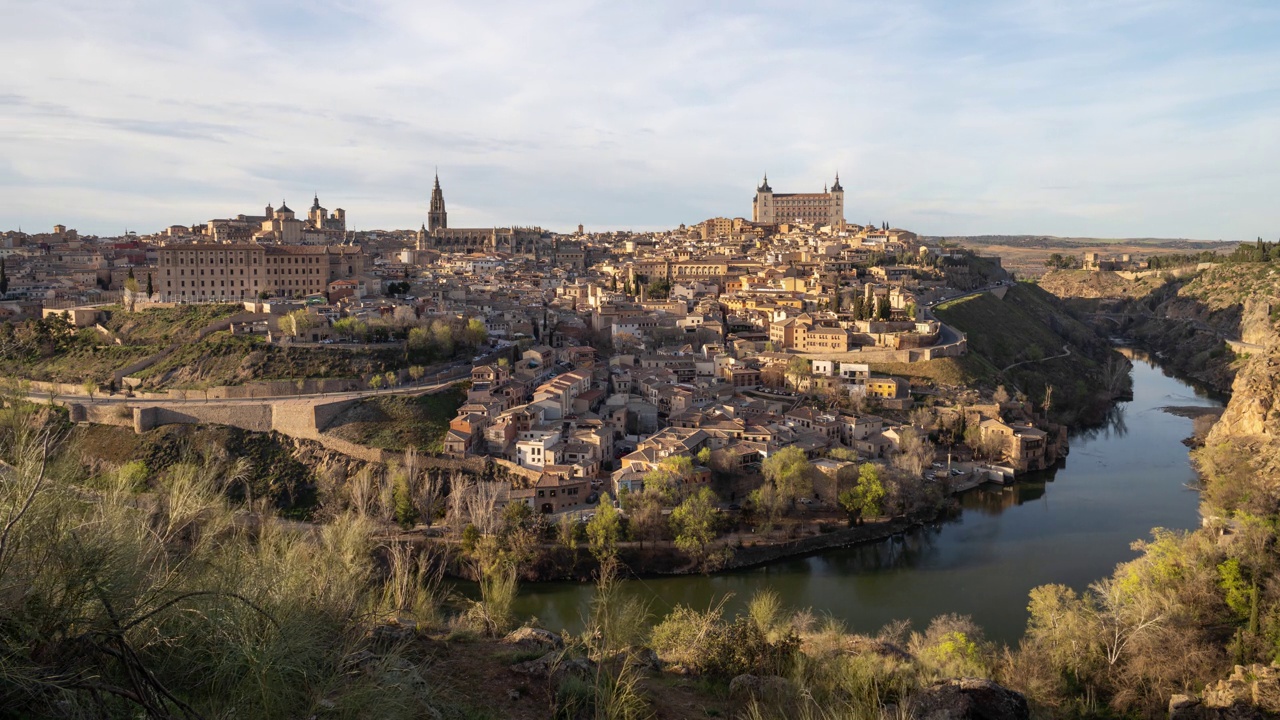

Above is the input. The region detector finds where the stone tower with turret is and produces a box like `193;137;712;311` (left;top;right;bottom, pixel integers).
428;172;447;232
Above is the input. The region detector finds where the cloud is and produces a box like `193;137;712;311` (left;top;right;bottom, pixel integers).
0;0;1278;238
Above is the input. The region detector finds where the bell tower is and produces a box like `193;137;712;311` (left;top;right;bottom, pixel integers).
428;172;447;232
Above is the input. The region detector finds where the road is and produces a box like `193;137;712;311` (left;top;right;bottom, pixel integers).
1002;344;1071;372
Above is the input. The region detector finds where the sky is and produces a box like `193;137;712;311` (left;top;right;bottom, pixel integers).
2;0;1279;240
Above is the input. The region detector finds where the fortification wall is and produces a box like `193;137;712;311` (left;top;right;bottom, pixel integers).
133;403;273;433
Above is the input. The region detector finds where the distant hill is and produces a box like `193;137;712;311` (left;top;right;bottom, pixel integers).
926;235;1230;251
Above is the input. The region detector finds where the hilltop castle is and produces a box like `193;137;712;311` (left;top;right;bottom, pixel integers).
751;174;845;227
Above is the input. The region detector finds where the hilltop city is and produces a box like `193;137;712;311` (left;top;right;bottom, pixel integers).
4;170;1280;719
0;172;1082;512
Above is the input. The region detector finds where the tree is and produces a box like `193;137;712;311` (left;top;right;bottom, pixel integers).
463;318;488;348
587;493;621;564
671;487;719;567
383;371;397;387
993;385;1011;405
123;270;141;312
761;446;815;509
369;374;384;390
696;446;712;467
556;512;579;558
876;296;891;320
851;294;866;320
838;463;885;525
645;278;672;299
393;473;416;528
81;379;96;401
145;273;153;298
430;320;455;356
643;454;695;504
893;427;935;478
629;490;667;549
408;365;425;382
0;258;7;295
278;309;316;338
749;482;784;533
785;356;810;391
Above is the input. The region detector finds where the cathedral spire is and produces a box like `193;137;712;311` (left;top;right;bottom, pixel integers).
428;170;447;232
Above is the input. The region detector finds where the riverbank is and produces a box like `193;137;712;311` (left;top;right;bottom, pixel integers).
510;355;1218;643
441;509;946;584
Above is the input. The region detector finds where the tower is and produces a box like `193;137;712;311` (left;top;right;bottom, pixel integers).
428;172;447;232
309;193;325;228
751;173;773;224
829;173;844;227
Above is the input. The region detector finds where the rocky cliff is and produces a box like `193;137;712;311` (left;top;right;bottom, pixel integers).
1041;266;1280;394
1206;341;1280;444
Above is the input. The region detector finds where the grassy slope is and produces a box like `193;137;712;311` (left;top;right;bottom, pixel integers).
132;334;405;389
934;283;1117;423
324;386;468;454
869;353;999;390
12;304;243;384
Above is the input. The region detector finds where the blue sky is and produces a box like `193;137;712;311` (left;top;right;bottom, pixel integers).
2;0;1278;239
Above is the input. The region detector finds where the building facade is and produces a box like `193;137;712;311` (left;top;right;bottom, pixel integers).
751;174;845;227
155;243;364;302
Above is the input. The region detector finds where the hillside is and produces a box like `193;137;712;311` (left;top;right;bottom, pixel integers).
4;303;412;389
934;283;1127;425
1039;265;1280;392
324;387;468;454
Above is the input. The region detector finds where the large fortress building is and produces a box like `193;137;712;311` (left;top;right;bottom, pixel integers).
751;174;845;227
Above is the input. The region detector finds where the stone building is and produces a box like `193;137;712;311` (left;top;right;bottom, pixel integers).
205;196;346;244
154;243;364;302
752;174;845;227
415;173;546;256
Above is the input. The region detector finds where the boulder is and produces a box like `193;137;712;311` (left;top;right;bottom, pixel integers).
728;674;797;705
912;678;1029;720
509;650;594;680
1168;694;1205;720
502;626;564;651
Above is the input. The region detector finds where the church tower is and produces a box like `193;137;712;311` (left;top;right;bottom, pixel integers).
428;172;447;232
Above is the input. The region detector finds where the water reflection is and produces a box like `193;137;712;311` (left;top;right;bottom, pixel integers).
1073;403;1129;443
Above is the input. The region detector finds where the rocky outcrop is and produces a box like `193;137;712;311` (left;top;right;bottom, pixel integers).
912;678;1030;720
1168;664;1280;719
1207;343;1280;444
1241;299;1276;348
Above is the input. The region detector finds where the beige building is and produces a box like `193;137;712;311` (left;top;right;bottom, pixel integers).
155;243;364;302
752;174;845;227
203;196;346;244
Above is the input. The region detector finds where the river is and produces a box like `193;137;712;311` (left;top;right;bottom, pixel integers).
509;353;1223;644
